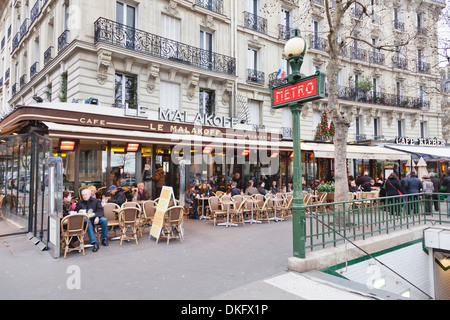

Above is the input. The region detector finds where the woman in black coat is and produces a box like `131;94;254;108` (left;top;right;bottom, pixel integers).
384;172;404;215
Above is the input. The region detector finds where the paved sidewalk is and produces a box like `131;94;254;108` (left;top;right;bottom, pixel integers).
0;218;386;300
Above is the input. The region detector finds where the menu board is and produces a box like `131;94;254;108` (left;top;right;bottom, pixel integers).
150;186;175;243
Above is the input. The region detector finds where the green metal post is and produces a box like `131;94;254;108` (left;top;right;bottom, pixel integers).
291;103;306;258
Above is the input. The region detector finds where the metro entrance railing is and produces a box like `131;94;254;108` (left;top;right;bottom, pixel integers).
301;193;450;252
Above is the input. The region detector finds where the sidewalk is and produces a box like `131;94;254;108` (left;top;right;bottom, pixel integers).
0;218;388;300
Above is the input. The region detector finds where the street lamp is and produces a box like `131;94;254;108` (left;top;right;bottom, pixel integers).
284;29;307;83
284;29;308;259
271;28;325;259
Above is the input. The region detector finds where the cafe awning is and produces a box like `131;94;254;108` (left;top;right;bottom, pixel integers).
43;121;294;151
385;144;450;160
301;142;411;160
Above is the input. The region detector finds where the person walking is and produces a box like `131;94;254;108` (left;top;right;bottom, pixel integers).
403;171;423;214
384;173;404;215
429;172;441;212
422;175;434;215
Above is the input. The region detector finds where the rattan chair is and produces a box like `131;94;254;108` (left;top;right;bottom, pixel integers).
103;202;120;238
279;194;293;220
256;197;273;223
61;214;89;258
208;196;227;226
118;206;142;245
229;198;246;226
141;200;157;235
0;194;5;220
160;206;184;245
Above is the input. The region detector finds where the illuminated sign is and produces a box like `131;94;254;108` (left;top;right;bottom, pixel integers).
271;71;326;109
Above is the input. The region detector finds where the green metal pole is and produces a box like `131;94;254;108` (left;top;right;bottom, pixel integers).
291;103;306;259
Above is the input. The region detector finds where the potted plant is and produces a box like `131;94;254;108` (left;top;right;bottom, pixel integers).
317;181;335;202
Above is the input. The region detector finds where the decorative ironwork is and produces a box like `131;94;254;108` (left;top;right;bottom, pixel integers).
244;12;267;34
282;127;293;141
393;20;404;31
58;30;70;51
278;25;291;40
30;61;39;78
12;32;20;52
1;37;4;50
20;74;26;87
20;18;29;38
12;83;17;95
30;0;40;25
369;50;385;65
44;46;53;65
417;61;431;74
196;0;223;15
310;35;328;52
350;46;368;62
268;71;287;88
247;69;264;84
94;18;236;76
392;55;408;70
5;68;10;81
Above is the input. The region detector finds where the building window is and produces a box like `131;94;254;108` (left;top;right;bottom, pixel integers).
247;100;260;125
373;117;381;139
397;120;404;138
199;89;215;116
160;81;180;111
161;13;180;41
200;30;214;70
116;1;137;49
115;73;138;108
420;121;428;139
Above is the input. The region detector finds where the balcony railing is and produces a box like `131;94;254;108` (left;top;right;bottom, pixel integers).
30;61;39;78
268;71;288;88
58;30;70;51
247;69;264;84
369;50;385;65
329;85;430;109
350;47;368;62
310;35;328;52
196;0;224;15
244;12;267;34
5;68;10;81
30;0;40;25
417;61;431;74
44;46;53;65
20;74;27;87
393;20;404;31
94;17;236;76
12;83;17;95
278;25;291;40
392;55;408;70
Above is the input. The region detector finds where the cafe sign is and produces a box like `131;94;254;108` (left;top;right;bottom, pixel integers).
395;137;446;147
158;108;239;128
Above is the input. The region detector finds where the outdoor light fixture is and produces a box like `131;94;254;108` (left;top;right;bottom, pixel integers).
33;96;44;103
270;152;279;158
241;149;250;156
126;143;140;152
203;146;213;154
59;140;77;152
284;28;307;82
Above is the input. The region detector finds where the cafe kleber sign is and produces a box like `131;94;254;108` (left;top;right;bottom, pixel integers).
150;186;177;243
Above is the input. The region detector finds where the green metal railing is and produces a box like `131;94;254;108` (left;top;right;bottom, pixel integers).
302;193;450;252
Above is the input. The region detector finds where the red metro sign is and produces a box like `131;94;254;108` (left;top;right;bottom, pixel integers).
271;71;326;109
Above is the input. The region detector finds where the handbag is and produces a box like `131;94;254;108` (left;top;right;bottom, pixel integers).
388;180;402;196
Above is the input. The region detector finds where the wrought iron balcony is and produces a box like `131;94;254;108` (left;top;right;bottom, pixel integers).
1;37;4;50
326;85;430;110
393;20;404;31
196;0;223;15
417;61;431;74
12;32;20;52
392;55;408;70
278;25;291;40
369;50;385;65
30;61;39;78
5;68;10;81
30;0;40;25
94;17;236;76
351;47;368;62
282;127;293;141
310;35;328;52
20;18;29;37
12;83;17;95
268;71;287;88
247;69;264;84
244;12;267;34
20;74;26;87
44;46;53;65
58;30;70;51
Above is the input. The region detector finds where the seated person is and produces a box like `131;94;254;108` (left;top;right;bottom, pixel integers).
257;181;267;196
75;188;109;252
360;179;375;192
88;185;98;198
63;190;76;217
134;182;151;201
107;185;126;206
245;181;259;196
229;181;241;197
349;180;359;193
198;182;212;197
185;184;198;219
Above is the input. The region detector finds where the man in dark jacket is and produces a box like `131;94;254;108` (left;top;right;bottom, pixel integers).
75;188;108;251
403;171;423;214
430;172;441;211
107;185;126;206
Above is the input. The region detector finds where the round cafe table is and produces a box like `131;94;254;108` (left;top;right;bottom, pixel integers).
244;199;261;224
269;198;285;222
197;197;209;221
217;200;237;228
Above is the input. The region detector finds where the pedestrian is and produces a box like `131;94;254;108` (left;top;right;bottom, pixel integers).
403;171;423;214
422;174;434;215
429;172;441;211
75;188;109;252
151;164;166;198
384;172;404;215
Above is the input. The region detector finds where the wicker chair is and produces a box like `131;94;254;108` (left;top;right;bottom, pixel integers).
118;206;142;245
229;198;247;226
208;196;227;226
141;200;157;235
160;206;184;245
103;202;120;238
60;214;89;258
279;194;293;220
